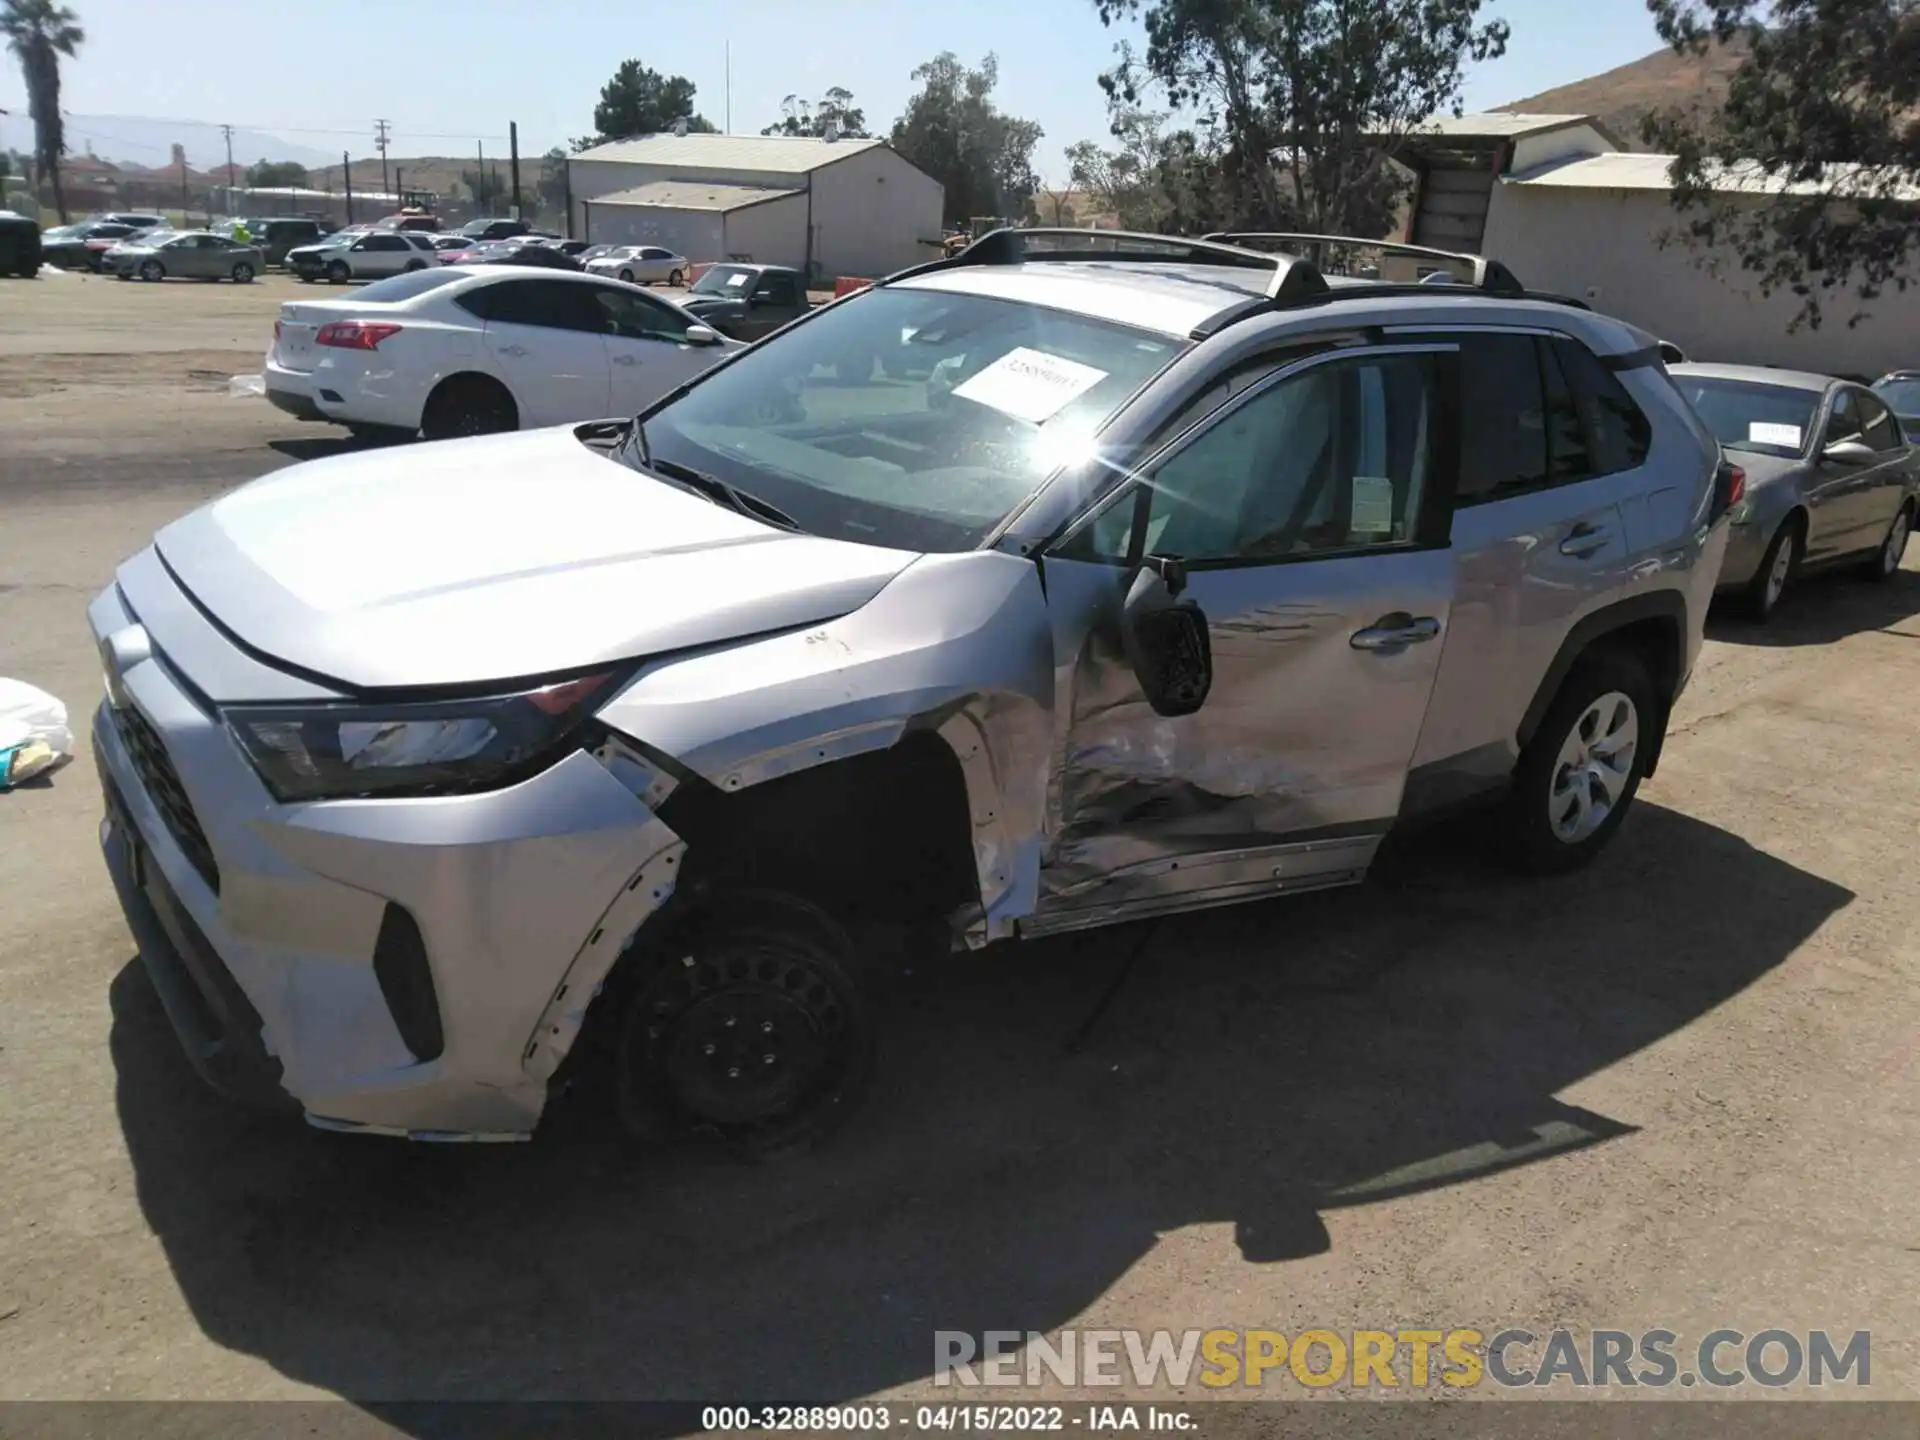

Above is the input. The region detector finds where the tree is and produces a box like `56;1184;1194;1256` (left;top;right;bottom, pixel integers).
891;52;1044;225
537;146;569;216
1643;0;1920;331
1091;0;1506;236
246;159;308;188
585;59;716;146
1;0;85;222
462;164;505;211
762;87;870;139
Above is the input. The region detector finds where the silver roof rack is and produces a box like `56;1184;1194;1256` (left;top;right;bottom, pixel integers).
1201;232;1528;297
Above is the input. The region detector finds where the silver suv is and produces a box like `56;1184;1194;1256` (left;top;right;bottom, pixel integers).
90;231;1732;1148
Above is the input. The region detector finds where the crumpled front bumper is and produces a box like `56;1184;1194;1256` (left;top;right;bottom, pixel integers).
90;583;685;1141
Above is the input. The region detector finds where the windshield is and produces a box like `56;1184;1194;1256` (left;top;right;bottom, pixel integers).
1674;377;1818;460
627;286;1184;552
1873;377;1920;416
691;264;759;296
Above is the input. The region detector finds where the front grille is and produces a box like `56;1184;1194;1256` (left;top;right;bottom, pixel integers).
113;702;221;893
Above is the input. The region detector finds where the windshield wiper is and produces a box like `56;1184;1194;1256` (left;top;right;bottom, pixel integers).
645;456;801;532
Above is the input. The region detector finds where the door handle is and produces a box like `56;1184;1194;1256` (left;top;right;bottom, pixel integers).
1350;614;1441;650
612;353;637;366
1559;521;1611;558
497;344;529;358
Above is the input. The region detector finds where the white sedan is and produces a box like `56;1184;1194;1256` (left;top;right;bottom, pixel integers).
262;266;739;441
583;244;689;286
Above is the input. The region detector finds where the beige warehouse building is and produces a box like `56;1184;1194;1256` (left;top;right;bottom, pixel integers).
566;132;945;282
1393;113;1920;380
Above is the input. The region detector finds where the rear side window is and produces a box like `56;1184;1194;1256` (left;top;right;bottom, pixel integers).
464;278;602;331
1551;337;1651;476
1857;390;1900;451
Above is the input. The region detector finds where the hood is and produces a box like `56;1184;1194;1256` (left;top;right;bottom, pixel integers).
681;294;746;312
150;426;921;693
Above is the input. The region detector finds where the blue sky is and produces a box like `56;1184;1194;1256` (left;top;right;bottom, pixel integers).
3;0;1668;175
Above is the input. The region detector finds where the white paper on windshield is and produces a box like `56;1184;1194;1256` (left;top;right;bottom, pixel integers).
725;271;749;288
1350;476;1396;534
1749;421;1802;448
952;347;1109;424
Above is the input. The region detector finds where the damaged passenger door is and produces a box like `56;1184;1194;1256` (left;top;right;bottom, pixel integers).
1034;343;1459;925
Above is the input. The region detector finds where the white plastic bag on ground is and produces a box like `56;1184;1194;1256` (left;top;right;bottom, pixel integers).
228;373;265;398
0;679;75;789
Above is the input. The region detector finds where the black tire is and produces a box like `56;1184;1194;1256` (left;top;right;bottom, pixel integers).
1744;513;1803;621
618;268;634;283
612;890;876;1157
115;270;132;281
404;259;426;272
419;374;518;441
139;259;164;282
231;261;255;283
667;268;684;287
1499;646;1656;876
1862;500;1913;584
326;260;349;284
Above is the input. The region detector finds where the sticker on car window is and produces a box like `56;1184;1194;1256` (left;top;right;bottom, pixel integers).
1749;421;1802;448
725;272;749;288
951;347;1110;424
1350;476;1396;534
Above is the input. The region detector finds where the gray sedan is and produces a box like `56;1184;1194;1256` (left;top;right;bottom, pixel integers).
108;230;265;284
1671;363;1918;619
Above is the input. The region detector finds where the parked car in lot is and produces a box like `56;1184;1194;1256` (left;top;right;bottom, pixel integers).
457;216;532;242
40;220;137;271
1870;371;1920;443
263;265;736;439
0;209;41;277
99;229;1732;1149
584;244;689;286
677;262;811;339
108;230;265;283
428;234;473;253
289;230;438;283
466;238;584;272
433;239;499;265
90;211;166;233
236;217;328;267
1670;362;1917;619
374;211;442;233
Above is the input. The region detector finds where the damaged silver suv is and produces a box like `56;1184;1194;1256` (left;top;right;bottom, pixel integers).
91;230;1733;1148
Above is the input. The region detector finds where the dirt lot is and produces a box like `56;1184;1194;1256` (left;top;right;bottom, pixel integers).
4;272;1920;1424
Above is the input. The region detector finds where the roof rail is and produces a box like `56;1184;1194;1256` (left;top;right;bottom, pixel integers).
882;226;1330;304
1201;232;1527;298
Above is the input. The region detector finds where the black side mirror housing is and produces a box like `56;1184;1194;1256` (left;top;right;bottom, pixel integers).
1120;558;1212;718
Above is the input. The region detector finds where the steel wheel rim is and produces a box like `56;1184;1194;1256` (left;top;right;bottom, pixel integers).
1548;690;1639;844
1884;511;1910;574
1765;531;1794;608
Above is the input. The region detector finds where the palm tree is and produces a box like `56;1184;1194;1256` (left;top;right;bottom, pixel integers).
1;0;84;223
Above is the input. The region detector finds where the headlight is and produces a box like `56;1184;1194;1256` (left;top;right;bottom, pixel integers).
223;671;617;802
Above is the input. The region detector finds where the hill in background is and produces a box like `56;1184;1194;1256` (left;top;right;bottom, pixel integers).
1497;37;1748;150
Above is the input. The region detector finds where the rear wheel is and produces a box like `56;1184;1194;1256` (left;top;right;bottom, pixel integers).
230;261;255;283
139;259;164;282
612;891;875;1157
1499;647;1655;875
420;374;518;441
618;268;634;283
668;267;684;286
403;259;426;272
1862;501;1912;583
1745;514;1802;621
326;259;349;284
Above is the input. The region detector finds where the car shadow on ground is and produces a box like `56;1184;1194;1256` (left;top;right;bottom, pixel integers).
267;432;409;464
108;801;1848;1427
1708;566;1920;647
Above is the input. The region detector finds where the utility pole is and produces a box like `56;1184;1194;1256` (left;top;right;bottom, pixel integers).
394;165;404;208
221;123;236;208
374;118;392;205
342;151;354;224
509;121;522;220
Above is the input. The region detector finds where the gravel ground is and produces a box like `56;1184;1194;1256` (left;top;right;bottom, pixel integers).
2;273;1918;1428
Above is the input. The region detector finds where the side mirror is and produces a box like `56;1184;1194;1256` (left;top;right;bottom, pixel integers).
1823;438;1876;466
1120;557;1212;718
683;323;720;346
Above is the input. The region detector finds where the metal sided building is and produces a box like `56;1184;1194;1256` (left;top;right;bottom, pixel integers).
566;132;945;281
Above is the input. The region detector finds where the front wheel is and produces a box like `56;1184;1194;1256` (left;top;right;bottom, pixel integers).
326;260;349;284
1862;502;1912;583
613;891;875;1156
231;262;255;283
139;259;164;282
1499;648;1655;875
1744;515;1802;621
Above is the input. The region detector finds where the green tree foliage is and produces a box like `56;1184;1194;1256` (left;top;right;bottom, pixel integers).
762;87;869;139
462;164;505;211
890;53;1044;225
246;160;309;188
1091;0;1506;236
1;0;84;222
537;146;569;215
1644;0;1920;330
584;60;717;147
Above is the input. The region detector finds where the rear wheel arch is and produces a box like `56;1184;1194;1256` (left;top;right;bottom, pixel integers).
420;371;519;439
1517;592;1686;780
